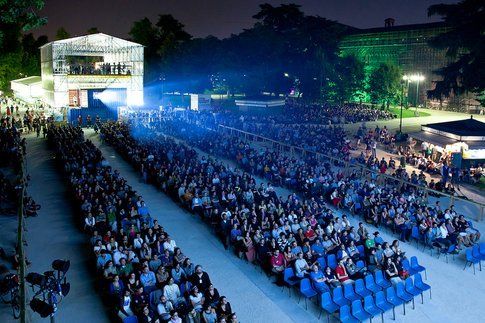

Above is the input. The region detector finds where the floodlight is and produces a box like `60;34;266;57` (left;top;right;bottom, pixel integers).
52;259;70;274
30;298;55;318
26;272;46;287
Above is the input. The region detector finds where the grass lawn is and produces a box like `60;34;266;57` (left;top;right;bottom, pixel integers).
478;177;485;191
388;107;431;118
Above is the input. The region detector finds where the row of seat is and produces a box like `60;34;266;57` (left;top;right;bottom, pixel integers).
317;273;430;322
464;243;485;274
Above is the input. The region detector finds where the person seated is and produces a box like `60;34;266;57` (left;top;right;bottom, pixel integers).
335;259;353;284
309;264;329;293
383;258;401;285
294;252;310;278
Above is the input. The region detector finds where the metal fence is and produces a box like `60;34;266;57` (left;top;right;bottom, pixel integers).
218;124;485;222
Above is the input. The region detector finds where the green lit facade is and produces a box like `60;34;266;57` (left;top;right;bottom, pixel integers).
340;22;456;107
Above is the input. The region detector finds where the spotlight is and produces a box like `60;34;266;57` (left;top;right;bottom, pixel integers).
52;259;70;274
60;282;71;297
26;273;46;287
30;298;54;318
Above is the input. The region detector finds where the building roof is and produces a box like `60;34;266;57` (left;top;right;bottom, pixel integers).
423;118;485;137
11;76;42;86
40;33;142;49
346;21;448;36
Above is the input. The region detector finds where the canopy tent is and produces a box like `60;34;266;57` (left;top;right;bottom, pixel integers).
10;76;43;103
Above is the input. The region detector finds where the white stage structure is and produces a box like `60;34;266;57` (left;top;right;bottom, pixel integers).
40;33;143;108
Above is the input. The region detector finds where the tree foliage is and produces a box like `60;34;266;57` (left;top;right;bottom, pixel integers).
55;27;70;40
368;63;402;106
427;0;485;104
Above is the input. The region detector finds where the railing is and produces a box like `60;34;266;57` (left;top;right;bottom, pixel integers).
217;124;485;222
16;161;27;323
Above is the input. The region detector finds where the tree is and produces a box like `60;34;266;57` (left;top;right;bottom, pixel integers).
87;27;100;34
55;27;70;40
326;55;366;103
427;0;485;105
368;63;402;107
0;0;46;49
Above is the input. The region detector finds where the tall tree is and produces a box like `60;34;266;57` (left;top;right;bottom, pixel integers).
427;0;485;104
368;63;402;107
0;0;46;50
87;27;100;34
55;27;70;40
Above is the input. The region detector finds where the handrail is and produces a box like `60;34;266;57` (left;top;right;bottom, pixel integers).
217;124;485;221
17;161;27;323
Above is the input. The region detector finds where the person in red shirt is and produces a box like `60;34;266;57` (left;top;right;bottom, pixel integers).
304;225;316;241
335;260;353;284
271;249;286;274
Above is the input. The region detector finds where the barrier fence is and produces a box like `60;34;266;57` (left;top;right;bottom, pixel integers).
217;124;485;222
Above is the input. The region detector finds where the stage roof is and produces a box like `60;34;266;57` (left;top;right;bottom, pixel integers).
11;76;42;86
40;33;142;50
422;118;485;137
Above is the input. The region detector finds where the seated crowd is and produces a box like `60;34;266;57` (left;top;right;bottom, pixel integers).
100;120;429;300
47;124;237;323
115;113;481;253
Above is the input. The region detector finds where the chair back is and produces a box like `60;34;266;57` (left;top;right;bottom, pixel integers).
123;316;139;323
386;286;396;300
363;295;376;311
472;245;481;258
321;292;333;307
402;258;411;271
351;299;364;316
466;249;476;262
411;226;420;240
356;260;365;269
375;291;386;304
300;278;311;292
327;254;337;269
355;279;365;292
410;256;419;266
333;286;344;300
284;267;295;281
340;305;352;321
375;270;384;282
317;256;326;268
344;282;355;296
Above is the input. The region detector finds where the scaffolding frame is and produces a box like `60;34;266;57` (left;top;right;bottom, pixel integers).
40;33;144;107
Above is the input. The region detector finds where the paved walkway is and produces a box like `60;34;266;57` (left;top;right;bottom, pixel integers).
23;134;109;323
87;130;318;323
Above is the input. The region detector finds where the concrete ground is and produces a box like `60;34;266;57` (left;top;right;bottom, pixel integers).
89;128;485;323
22;134;109;323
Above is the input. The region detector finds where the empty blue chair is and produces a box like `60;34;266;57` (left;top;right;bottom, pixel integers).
386;286;405;317
363;295;384;323
344;283;361;302
333;286;350;307
401;259;415;275
472;245;485;261
357;245;365;258
396;282;414;311
374;271;391;289
411;226;422;246
405;277;423;304
319;292;339;322
440;244;457;263
364;274;382;294
340;305;359;323
123;316;138;323
352;299;371;322
317;256;327;269
410;256;427;279
464;248;481;274
327;254;338;270
374;236;384;245
375;291;394;320
355;279;372;298
299;278;318;309
283;267;300;296
479;242;485;256
356;260;365;270
413;273;431;300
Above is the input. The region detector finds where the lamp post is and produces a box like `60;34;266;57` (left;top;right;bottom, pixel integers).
400;75;410;134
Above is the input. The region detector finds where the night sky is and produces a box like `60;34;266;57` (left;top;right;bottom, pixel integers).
34;0;457;40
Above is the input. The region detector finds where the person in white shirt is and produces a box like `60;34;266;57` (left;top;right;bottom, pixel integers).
294;252;309;278
133;233;144;250
163;277;181;305
163;237;177;254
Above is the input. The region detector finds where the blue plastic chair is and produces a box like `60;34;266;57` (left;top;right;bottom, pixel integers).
364;274;382;294
479;242;485;257
340;305;359;323
299;278;318;309
352;299;371;322
283;267;300;296
344;283;361;302
386;286;405;317
357;245;365;258
356;260;365;270
413;273;431;300
440;244;457;263
319;292;339;322
464;248;481;274
337;249;345;260
374;271;391;289
355;279;372;298
396;281;414;311
327;254;338;270
401;259;415;275
317;256;327;269
123;316;138;323
410;256;427;279
333;286;350;307
375;291;394;320
374;236;384;245
405;277;423;304
472;245;485;261
363;295;384;323
411;226;421;246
